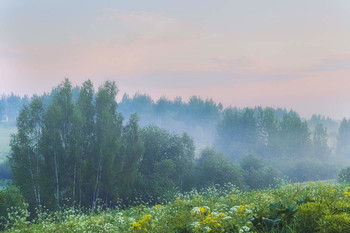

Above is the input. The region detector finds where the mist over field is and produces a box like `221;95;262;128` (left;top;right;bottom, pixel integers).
0;81;349;187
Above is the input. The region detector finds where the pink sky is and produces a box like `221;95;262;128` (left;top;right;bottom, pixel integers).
1;1;350;119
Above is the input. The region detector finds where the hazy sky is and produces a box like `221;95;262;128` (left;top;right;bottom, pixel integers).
1;1;350;119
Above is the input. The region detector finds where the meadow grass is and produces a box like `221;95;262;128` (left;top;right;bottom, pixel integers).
5;182;350;232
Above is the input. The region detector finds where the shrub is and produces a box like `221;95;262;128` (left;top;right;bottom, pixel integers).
321;213;350;233
193;148;245;189
240;154;279;189
0;185;28;230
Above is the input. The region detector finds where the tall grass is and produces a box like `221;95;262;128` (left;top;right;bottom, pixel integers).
5;182;350;232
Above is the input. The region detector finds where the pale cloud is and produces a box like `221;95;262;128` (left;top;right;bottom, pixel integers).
210;56;274;75
304;53;350;73
117;11;176;29
2;1;350;119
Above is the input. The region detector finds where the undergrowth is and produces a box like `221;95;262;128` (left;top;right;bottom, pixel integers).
5;182;350;232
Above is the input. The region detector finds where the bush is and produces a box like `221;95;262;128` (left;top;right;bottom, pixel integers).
0;185;28;230
240;154;279;189
193;148;245;189
321;213;350;233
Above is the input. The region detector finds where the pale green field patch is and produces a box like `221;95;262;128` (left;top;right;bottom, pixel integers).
0;122;16;163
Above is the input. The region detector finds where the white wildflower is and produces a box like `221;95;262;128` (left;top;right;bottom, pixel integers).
211;212;219;217
191;221;200;228
192;207;200;214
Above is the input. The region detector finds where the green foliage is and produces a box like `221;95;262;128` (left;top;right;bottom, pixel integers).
6;182;350;232
240;154;279;190
138;126;195;201
9;79;140;210
192;148;244;190
118;113;145;199
0;185;28;230
9;79;199;211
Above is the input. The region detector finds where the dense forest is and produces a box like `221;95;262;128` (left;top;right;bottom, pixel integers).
2;79;350;231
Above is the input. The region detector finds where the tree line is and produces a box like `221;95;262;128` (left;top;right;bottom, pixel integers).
8;80;197;212
7;78;350;213
118;93;350;182
0;94;29;122
9;79;281;213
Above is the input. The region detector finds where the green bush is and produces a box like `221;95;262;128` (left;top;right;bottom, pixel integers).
0;185;28;230
193;148;245;189
240;154;279;189
295;202;324;233
321;213;350;233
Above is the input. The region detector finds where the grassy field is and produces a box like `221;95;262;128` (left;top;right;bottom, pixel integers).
5;182;350;232
0;122;16;163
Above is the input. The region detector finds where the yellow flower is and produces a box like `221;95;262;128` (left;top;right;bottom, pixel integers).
131;221;141;230
238;205;245;212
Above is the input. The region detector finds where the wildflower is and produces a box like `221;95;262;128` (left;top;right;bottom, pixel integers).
203;206;211;211
240;226;250;232
211;212;219;217
131;221;141;230
238;205;245;212
191;207;200;214
191;221;200;228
